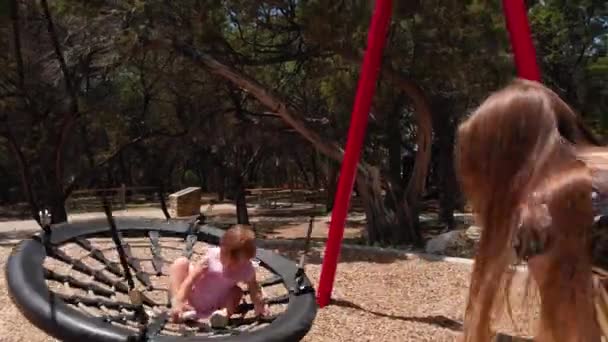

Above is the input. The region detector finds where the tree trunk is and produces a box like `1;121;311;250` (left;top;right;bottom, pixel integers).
234;176;249;225
119;152;129;186
356;167;423;246
0;165;10;203
43;173;68;224
197;168;207;191
310;148;320;189
356;169;391;243
387;100;403;183
336;47;434;246
216;168;225;201
325;161;339;212
4;127;40;222
432;96;458;230
398;85;432;239
385;98;404;210
293;150;312;188
49;193;68;224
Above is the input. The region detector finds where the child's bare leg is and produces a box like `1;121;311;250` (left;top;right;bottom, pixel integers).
169;257;190;303
169;257;192;322
224;286;244;316
209;286;244;328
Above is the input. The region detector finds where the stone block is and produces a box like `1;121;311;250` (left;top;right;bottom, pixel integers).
168;187;201;217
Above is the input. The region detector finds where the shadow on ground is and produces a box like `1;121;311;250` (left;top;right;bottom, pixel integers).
267;244;411;265
0;229;38;246
330;298;463;332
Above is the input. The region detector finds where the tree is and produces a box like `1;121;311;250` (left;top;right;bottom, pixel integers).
2;0;604;246
529;0;608;120
0;1;186;223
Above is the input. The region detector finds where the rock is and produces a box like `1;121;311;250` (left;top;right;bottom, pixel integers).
465;225;482;241
425;230;462;254
444;230;478;258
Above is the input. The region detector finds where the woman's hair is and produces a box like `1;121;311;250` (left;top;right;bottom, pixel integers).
220;224;256;260
455;79;600;341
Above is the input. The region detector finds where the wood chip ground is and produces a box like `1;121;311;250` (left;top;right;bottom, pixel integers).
0;242;540;342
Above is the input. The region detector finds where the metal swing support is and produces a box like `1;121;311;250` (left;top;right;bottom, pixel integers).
316;0;541;308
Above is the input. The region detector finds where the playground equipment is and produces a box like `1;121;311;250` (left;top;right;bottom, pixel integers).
317;0;542;307
6;200;317;341
5;0;546;340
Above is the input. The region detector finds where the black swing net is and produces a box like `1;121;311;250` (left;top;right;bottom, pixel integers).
6;193;317;342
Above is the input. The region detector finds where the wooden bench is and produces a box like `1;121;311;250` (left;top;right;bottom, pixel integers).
168;187;202;217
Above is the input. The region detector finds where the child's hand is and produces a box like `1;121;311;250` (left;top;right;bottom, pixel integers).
170;300;193;322
246;274;268;317
254;302;269;317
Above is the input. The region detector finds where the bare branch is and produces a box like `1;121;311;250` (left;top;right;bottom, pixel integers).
40;0;77;108
239;50;331;66
9;0;25;89
171;41;345;164
41;0;86;192
240;147;265;178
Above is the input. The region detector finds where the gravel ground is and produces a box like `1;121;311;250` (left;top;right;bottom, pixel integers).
0;245;59;342
0;208;538;341
0;241;539;342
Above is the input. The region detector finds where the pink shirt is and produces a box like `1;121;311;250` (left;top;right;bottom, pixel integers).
187;247;255;317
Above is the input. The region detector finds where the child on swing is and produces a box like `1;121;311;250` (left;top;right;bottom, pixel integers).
169;224;268;327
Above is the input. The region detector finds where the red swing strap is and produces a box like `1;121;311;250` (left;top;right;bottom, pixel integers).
316;0;393;308
502;0;541;81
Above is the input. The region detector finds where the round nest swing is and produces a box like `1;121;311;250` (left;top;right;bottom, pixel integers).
6;207;317;342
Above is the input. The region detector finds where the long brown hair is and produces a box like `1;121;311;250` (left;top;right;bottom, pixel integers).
456;79;601;341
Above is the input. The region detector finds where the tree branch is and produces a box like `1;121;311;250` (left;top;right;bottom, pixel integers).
41;0;81;190
40;0;77;108
1;117;40;222
9;0;25;90
240;147;265;179
171;41;346;165
238;50;332;66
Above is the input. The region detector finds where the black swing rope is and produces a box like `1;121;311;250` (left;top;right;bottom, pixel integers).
100;196;156;341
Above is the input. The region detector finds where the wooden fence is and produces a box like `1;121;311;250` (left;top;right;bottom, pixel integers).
66;185;160;212
65;185;328;214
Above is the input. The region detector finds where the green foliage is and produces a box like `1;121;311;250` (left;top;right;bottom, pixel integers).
529;0;607;130
1;0;606;233
183;169;200;186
